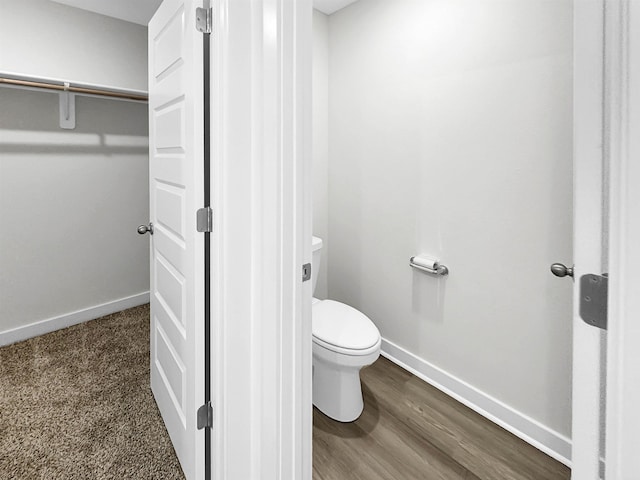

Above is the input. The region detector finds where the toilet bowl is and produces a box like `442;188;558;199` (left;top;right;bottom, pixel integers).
311;237;381;422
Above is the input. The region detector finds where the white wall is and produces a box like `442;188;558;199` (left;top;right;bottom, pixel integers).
0;1;149;343
0;0;147;91
313;10;329;299
324;0;574;458
0;89;149;340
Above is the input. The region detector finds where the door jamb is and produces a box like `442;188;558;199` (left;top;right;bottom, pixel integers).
209;1;313;478
604;0;640;477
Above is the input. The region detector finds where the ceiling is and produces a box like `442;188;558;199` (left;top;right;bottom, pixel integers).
313;0;359;15
51;0;359;25
51;0;162;25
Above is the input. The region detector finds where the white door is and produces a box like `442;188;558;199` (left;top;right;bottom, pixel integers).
571;1;606;478
148;1;205;479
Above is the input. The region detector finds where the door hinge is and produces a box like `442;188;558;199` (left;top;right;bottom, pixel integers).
197;207;213;233
195;7;212;33
197;401;213;430
302;263;311;282
579;273;608;330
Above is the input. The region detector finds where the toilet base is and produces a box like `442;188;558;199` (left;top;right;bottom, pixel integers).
313;358;364;422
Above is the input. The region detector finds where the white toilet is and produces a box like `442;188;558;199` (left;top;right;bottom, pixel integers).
311;236;381;422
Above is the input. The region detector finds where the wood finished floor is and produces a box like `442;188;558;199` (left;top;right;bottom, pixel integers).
313;357;570;480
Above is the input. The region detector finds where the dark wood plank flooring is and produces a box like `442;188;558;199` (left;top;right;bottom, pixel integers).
313;356;570;480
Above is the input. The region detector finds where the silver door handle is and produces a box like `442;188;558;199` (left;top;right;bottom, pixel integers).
550;263;573;278
137;223;154;235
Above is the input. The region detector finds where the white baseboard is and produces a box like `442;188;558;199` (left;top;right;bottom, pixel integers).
0;292;150;347
380;337;572;468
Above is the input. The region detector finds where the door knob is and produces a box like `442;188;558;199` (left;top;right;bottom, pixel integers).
137;223;154;235
550;263;573;278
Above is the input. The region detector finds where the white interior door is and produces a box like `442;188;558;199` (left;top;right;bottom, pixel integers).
572;0;606;478
148;1;204;479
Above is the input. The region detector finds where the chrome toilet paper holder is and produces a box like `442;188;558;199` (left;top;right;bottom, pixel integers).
409;256;449;276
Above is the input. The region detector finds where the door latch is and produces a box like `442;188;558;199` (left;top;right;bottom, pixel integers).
579;274;608;330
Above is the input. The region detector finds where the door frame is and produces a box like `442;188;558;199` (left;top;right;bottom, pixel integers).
208;0;640;477
209;1;313;479
604;0;640;477
573;0;640;477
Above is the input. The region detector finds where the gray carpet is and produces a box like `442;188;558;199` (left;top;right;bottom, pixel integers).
0;304;185;479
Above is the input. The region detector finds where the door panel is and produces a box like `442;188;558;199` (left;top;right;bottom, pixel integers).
572;0;606;477
149;0;204;478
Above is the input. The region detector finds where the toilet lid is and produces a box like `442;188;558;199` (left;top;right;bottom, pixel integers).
312;300;380;351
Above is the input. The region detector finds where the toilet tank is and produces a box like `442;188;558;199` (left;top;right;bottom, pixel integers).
311;236;323;295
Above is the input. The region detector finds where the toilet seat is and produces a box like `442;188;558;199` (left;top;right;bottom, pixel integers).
312;300;381;356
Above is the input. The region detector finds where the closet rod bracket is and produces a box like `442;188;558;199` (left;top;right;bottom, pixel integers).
59;82;76;129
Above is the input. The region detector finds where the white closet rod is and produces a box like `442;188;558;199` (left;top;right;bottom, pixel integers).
0;76;148;102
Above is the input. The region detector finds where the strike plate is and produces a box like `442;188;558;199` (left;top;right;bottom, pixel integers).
302;263;311;282
579;274;608;330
